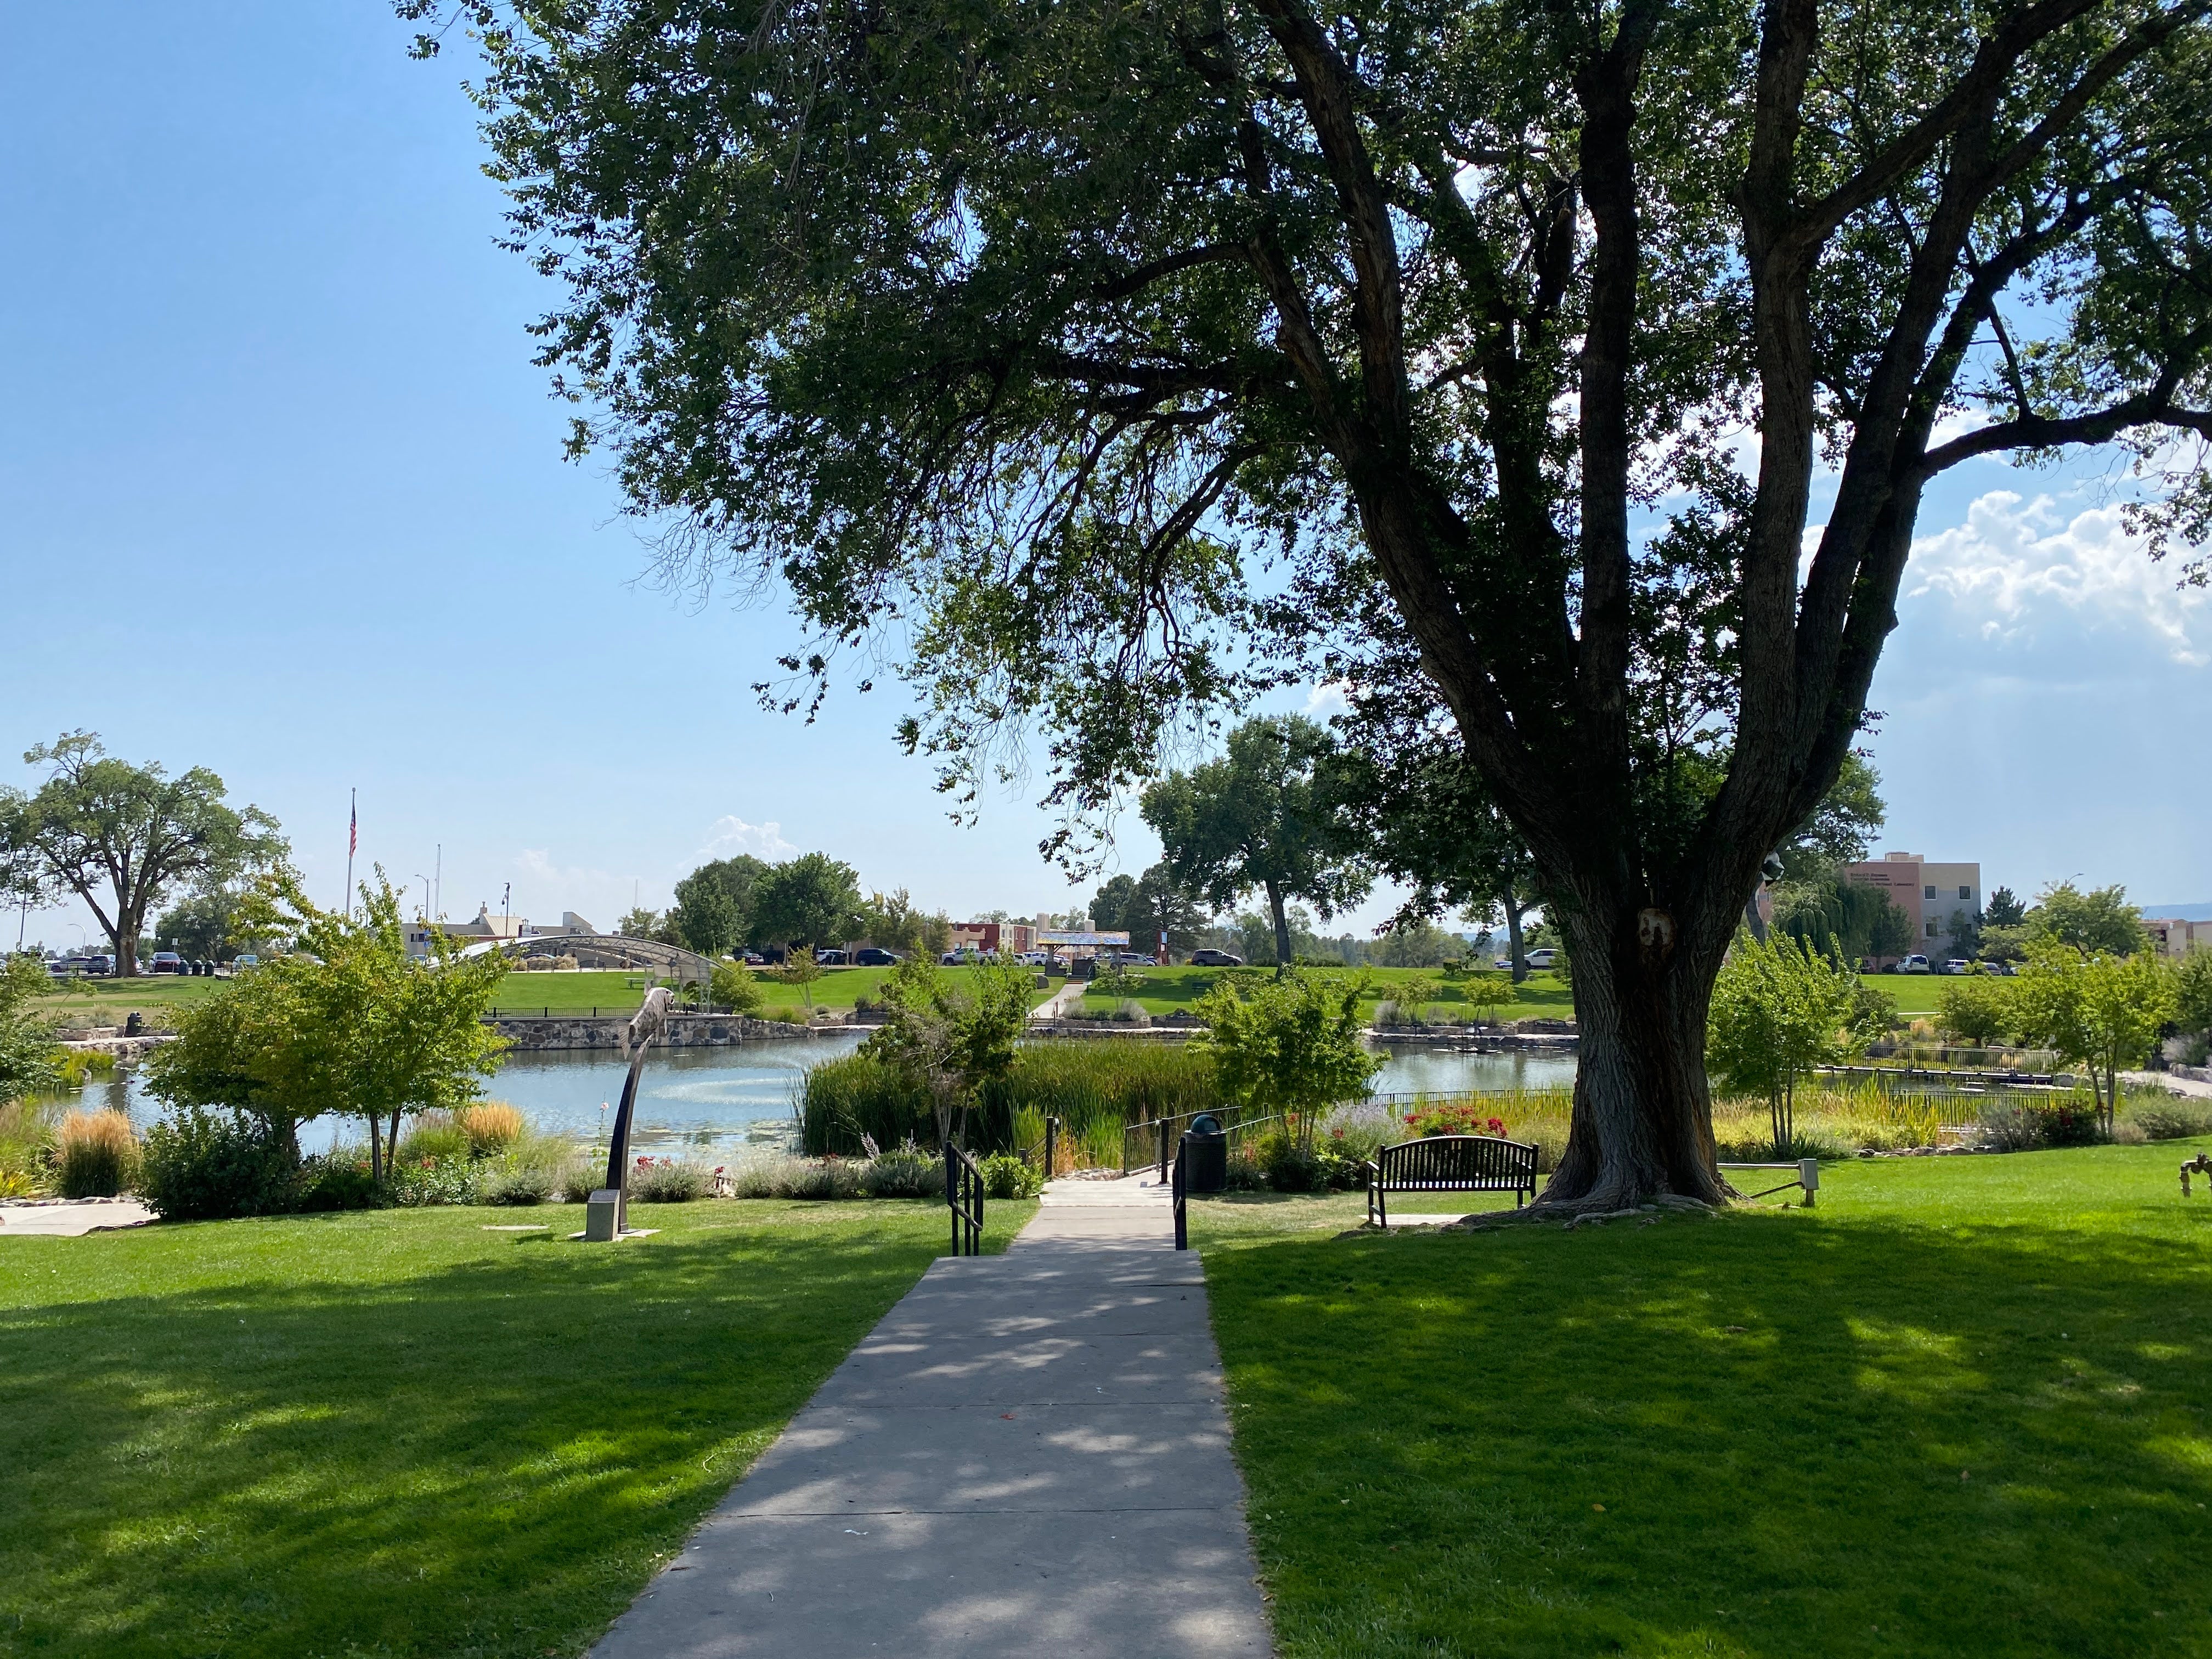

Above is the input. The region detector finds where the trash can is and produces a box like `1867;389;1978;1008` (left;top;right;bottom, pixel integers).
1183;1113;1228;1194
123;1012;144;1037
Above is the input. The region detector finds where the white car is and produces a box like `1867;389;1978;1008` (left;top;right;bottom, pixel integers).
1940;958;1974;975
1524;947;1559;969
1897;953;1932;974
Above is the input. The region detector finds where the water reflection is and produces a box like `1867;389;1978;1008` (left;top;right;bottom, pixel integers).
70;1031;1571;1160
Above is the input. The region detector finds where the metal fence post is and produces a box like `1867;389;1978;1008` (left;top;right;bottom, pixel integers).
1172;1137;1188;1251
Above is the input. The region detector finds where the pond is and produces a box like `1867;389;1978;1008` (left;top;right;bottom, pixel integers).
67;1033;1576;1161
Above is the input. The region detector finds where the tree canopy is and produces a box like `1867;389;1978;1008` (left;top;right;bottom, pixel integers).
670;855;769;957
2025;881;2149;958
407;0;2212;1208
2;732;286;978
749;853;864;951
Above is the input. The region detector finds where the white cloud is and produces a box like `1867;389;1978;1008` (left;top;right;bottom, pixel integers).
698;815;798;860
1907;489;2207;667
1304;680;1351;714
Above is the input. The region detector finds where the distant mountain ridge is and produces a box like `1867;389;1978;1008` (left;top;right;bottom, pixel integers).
2143;902;2212;921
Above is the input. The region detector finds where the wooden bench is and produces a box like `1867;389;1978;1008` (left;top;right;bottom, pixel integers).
1365;1135;1539;1225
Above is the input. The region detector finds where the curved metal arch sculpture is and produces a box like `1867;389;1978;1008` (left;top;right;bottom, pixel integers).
586;985;675;1240
456;932;717;984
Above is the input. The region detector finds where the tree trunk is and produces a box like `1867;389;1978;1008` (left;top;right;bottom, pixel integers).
368;1114;383;1184
1265;881;1291;975
1504;883;1527;984
1538;900;1733;1210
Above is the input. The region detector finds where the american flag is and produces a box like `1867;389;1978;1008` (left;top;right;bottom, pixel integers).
349;798;357;855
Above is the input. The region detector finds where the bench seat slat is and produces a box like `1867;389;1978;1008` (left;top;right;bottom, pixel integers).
1366;1135;1538;1224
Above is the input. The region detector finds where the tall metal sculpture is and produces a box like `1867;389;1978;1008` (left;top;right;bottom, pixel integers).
585;985;674;1241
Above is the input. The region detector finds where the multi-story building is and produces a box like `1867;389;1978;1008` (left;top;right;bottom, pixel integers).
1843;852;1984;963
2145;917;2212;960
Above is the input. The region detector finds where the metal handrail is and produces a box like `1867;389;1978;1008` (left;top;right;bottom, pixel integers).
1017;1115;1061;1176
1171;1137;1188;1251
1718;1159;1820;1206
1122;1104;1283;1176
946;1144;984;1256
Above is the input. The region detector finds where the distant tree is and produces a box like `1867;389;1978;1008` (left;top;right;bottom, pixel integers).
1388;973;1442;1026
1459;973;1519;1027
1090;864;1210;957
1985;888;2028;929
1774;877;1915;967
1936;969;2015;1047
1369;919;1458;969
1;732;286;978
1979;922;2030;967
1707;936;1870;1156
1774;755;1888;883
2027;883;2149;959
670;855;768;957
749;853;862;951
1195;972;1379;1148
2012;944;2175;1133
919;910;955;958
614;905;672;941
857;888;927;956
1143;718;1369;977
2174;952;2212;1040
780;945;824;1011
155;890;245;962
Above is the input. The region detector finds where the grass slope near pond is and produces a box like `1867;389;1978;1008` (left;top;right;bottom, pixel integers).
0;1198;1034;1658
1196;1141;2212;1658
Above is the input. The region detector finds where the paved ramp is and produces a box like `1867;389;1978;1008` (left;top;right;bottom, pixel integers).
590;1181;1270;1658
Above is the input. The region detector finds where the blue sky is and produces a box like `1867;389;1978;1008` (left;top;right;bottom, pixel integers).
4;2;2206;952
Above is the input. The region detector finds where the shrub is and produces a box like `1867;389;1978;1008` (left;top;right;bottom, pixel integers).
1222;1153;1269;1191
561;1160;604;1203
138;1105;295;1220
1109;999;1152;1026
980;1152;1043;1199
458;1101;525;1155
632;1157;709;1202
0;1097;61;1195
1407;1101;1514;1140
484;1160;557;1204
52;1049;116;1090
298;1157;378;1210
781;1157;865;1200
860;1147;944;1198
2132;1100;2212;1141
396;1112;473;1165
1979;1094;2104;1152
57;1109;137;1198
386;1157;483;1206
731;1156;805;1198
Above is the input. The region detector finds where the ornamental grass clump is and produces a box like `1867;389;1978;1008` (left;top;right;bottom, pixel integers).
57;1108;137;1198
0;1097;62;1197
458;1101;525;1155
860;1146;943;1197
632;1156;709;1202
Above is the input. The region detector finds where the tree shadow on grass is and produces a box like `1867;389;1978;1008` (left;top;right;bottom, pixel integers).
1205;1198;2212;1659
0;1217;958;1658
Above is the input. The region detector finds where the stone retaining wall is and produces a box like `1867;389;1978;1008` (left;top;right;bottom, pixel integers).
487;1013;817;1051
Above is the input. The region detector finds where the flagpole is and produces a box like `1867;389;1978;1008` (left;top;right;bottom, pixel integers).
345;788;357;919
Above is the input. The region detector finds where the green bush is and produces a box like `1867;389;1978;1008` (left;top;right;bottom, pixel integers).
2132;1100;2212;1141
1222;1153;1269;1192
484;1161;558;1204
562;1159;604;1203
138;1106;296;1221
860;1147;944;1198
396;1114;473;1165
728;1155;864;1199
1979;1095;2103;1152
296;1157;378;1210
979;1152;1042;1199
633;1158;710;1202
386;1157;483;1207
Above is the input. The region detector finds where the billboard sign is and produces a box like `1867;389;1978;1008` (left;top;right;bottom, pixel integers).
1036;930;1131;947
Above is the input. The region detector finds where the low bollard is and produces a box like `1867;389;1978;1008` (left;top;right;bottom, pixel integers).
584;1189;623;1242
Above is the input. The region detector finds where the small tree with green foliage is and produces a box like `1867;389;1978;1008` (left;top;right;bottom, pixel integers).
1459;973;1519;1028
1707;936;1868;1158
862;955;1035;1148
1936;969;2016;1047
1195;973;1380;1149
1389;974;1441;1027
781;945;823;1011
2011;944;2174;1135
2027;883;2148;960
710;959;763;1016
2175;952;2212;1045
0;954;60;1102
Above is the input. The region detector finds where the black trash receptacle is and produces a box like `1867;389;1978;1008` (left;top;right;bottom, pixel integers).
123;1012;144;1037
1183;1113;1228;1194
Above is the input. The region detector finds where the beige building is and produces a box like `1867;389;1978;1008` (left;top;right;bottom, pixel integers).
1844;852;1984;963
2145;917;2212;960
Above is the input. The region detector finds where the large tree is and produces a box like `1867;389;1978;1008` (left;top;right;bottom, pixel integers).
1090;862;1214;956
1;733;286;979
1141;716;1370;969
748;852;864;951
670;854;769;957
409;0;2212;1208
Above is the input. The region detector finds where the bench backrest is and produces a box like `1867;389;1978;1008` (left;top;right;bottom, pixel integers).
1376;1134;1537;1189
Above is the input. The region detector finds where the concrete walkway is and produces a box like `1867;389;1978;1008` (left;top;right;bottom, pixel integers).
0;1199;156;1236
590;1178;1271;1658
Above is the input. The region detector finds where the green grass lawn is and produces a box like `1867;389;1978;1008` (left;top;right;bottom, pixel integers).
0;1197;1033;1658
1194;1139;2212;1657
1082;963;1578;1021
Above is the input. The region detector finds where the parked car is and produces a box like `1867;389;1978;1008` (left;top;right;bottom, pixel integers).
46;957;80;979
1189;948;1243;967
86;955;114;976
814;949;849;966
1897;953;1932;974
741;951;767;966
854;947;899;967
149;951;185;974
1940;958;1974;975
1523;947;1559;969
232;953;259;970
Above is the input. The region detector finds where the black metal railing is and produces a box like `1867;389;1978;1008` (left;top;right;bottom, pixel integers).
1171;1135;1188;1251
1123;1105;1282;1178
946;1144;984;1256
1018;1115;1061;1176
